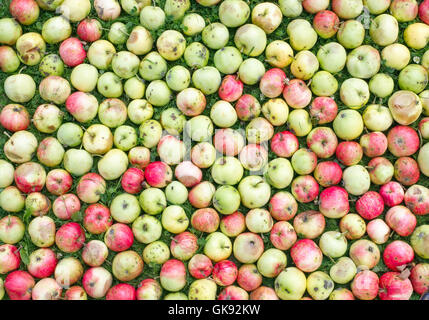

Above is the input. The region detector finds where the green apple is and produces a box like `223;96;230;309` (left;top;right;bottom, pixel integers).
329;257;357;284
139;52;167;81
219;0;250;27
204;232;232;262
310;71;338;97
202;23;229;50
369;14;399;46
362;104;393;132
290;50;319;80
238;58;266;85
210;101;237;128
238;176;271;209
214;46;243;74
143;241;170;264
184;42;209;69
264;158;294;189
342;165;370;196
192;66;221;95
212;185;241;215
287;19;317;51
369;73;394;98
337;20;365;49
275;267;306;300
306;271;334;300
339;78;370;109
398;64;428;94
381;43;410;70
234;24;267;57
257;248;287;278
287;109;312;137
132;215;162;244
317;42;347;73
182;13;205;36
166;65;191;91
165;181;188;205
110;193;141;224
319;231;348;258
161;205;188;234
333;109;364;140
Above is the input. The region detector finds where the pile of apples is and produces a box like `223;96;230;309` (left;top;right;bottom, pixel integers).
0;0;429;301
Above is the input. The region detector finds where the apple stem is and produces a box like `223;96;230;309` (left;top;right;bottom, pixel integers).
418;129;424;149
3;131;11;138
13;245;22;254
170;236;178;243
18;66;27;74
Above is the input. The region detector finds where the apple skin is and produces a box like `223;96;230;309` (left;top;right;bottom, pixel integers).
77;19;102;42
332;0;363;19
270;221;297;251
14;162;46;194
329;257;356;284
3;129;37;164
404;185;429;216
212;260;238;286
121;168;145;194
213;129;244;157
238;176;271;209
290;239;322;273
307;271;335;300
293;210;325;239
390;0;418;22
368;157;394;185
27;248;57;278
0;244;21;274
349;239;380;269
274;267;306;300
54;257;84;288
237;264;262;291
175;161;202;188
170;232;198;261
333;109;364;141
342;165;371;196
240;144;269;172
82;267;112;299
410;263;429;295
104;223;134;252
46;169;73;196
144;161;173;188
235;94;261;121
0;215;25;244
76;173;106;204
66;92;99;123
394;157;420;186
380;181;404;207
356;191;385;220
260;68;286;98
319;186;349;219
160;259;187;292
291;148;317;175
383;240;414;271
351;270;379;300
112;250;144;281
59;38;86;67
177;88;206;116
82;240;109;267
106;284;136;301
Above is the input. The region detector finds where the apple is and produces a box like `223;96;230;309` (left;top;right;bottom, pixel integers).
124;77;145;99
36;137;65;168
237;264;262;291
291;239;322;273
380;181;404;207
386;205;417;237
339;213;366;240
246;118;274;145
265;40;294;68
14;162;46;194
0;104;30;132
76;173;106;204
291;148;317;176
53;194;81;220
164;181;188;205
213;185;241;215
332;0;363;18
360;132;387;158
349;239;380;269
340;78;370;109
379;272;413;301
246;208;273;233
0;244;21;274
165;65;190;92
220;211;246;237
182;13;205;35
309;97;338;125
4;74;36;103
28;216;55;247
82;240;109;267
112;250;144;281
256;248;287;279
362;104;393;132
160;259;186;292
184;42;209;69
0;187;25;213
139;52;168;81
381;43;410;71
403;23;429;50
319;231;348;258
390;0;418;22
234;24;267;57
210;100;238;127
0;18;22;45
108;22;127;45
32;277;63;301
306;127;338;158
188;279;217;300
238;175;271;209
274;267;306;300
142;241;170;265
313;10;339;38
0;46;20;73
310;71;338;97
213;129;244;158
368;157;394;185
419;143;429;177
399;64;428;94
367;219;391;244
104;223;134;252
319;186;349;219
368;73;394;99
106;284;136;300
188;254;213;280
140;6;166;30
161;205;189;234
98;149;128;181
127;100;153;126
317;42;347;74
419;118;429;139
411;225;429;259
82;267;112;299
218;0;249;27
239;144;268;172
270;221;297;251
27;248;57;279
0;215;25;244
363;0;390;14
77;19;102;42
280;218;314;249
383;240;414;271
110;193;141;224
164;0;190;20
287;19;317;51
342;165;370;196
160;108;186;135
329;288;355;300
314;161;342;187
191;208;219;233
278;0;303;17
132;215;162;244
264;158;294;189
336;19;365;49
39;54;65;77
9;0;39;25
329;257;356;284
63;149;93;176
351;270;379;300
42;16;72;45
356;191;384;220
121;168;145;194
0;160;14;189
97;72;124;98
233;232;264;264
404;185;429;216
4;271;34;300
55;222;85;253
387;125;420;157
410;263;429;295
128;147;151;169
307;271;334;300
212;259;238;286
290;50;319;80
139;188;166;215
283;79;312;109
55;258;83;289
394;157;420;186
25;192;51;216
291;175;319;203
238;58;265;85
66;92;99;124
369;14;399;46
136;279;162;300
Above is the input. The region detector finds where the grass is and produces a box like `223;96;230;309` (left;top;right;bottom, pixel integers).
0;0;428;300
